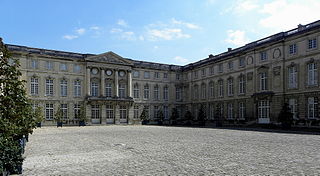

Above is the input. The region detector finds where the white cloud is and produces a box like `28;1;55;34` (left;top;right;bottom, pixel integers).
117;19;128;27
90;26;100;30
63;35;78;40
171;18;201;30
121;31;136;40
173;56;190;65
110;28;123;33
148;28;191;41
222;0;259;14
75;28;86;35
225;30;250;46
259;0;320;32
139;35;145;41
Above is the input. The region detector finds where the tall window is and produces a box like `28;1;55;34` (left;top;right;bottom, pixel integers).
46;61;53;70
91;82;99;97
163;86;168;101
260;51;267;61
289;44;297;54
259;72;267;91
74;104;81;119
308;97;318;119
163;73;168;79
73;65;81;73
201;84;206;99
106;104;114;120
209;82;214;98
119;84;126;98
74;80;81;97
154;85;159;100
288;99;298;119
30;77;39;95
45;79;54;96
133;84;139;98
210;66;214;75
209;104;214;120
154;72;160;79
288;66;297;88
105;82;112;97
308;63;318;86
239;75;246;94
45;104;54;120
61;104;68;119
134;105;139;119
144;84;149;99
228;61;233;70
227;78;234;96
176;87;182;100
201;69;206;77
153;106;159;119
60;79;68;97
91;105;100;119
218;64;223;73
239;102;245;120
258;100;270;118
164;106;169;120
120;106;127;120
31;59;38;69
144;71;150;79
144;106;149;119
194;85;199;99
218;80;224;97
308;38;317;49
60;63;67;71
239;58;245;67
194;71;198;79
227;103;234;119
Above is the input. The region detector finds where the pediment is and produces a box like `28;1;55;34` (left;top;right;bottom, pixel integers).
85;51;132;65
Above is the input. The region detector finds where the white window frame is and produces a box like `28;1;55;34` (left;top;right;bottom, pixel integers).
119;84;126;98
288;99;298;119
227;78;234;96
308;97;317;119
45;103;54;120
209;82;214;98
30;77;39;95
106;104;114;119
154;85;159;100
45;79;54;96
258;100;270;119
74;80;81;97
288;66;297;88
61;104;68;119
259;72;267;91
163;86;168;101
289;44;297;54
239;102;245;120
227;103;234;119
60;79;68;97
144;84;149;99
308;38;317;49
134;105;139;119
218;80;223;97
74;104;81;119
308;62;318;86
91;105;100;119
133;84;139;98
239;76;246;94
91;82;99;97
105;82;112;98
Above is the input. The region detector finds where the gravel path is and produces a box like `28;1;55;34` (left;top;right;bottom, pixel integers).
22;126;320;175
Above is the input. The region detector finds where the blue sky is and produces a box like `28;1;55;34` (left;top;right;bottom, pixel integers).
1;0;320;65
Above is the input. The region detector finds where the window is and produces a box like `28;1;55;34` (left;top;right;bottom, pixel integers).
227;103;234;119
61;104;68;119
134;105;139;119
144;71;150;79
228;61;233;70
239;58;245;67
260;51;267;61
194;71;198;79
60;63;67;71
209;82;214;98
105;82;112;97
218;80;224;97
154;85;159;100
30;77;39;95
106;104;114;120
163;73;168;79
239;102;245;120
308;63;318;86
45;79;54;96
239;75;246;94
153;106;159;120
46;61;53;70
176;73;181;80
133;84;139;98
164;106;169;120
202;69;206;77
194;85;199;99
144;84;149;99
60;79;68;97
74;80;81;97
91;82;99;97
154;72;160;79
208;104;214;120
201;84;206;99
218;64;223;73
144;106;150;119
210;66;214;75
176;87;182;100
120;106;127;120
288;66;297;88
119;84;126;98
259;72;268;91
227;78;234;96
258;100;270;118
308;97;318;119
45;104;54;120
163;86;168;101
289;44;297;54
74;104;81;119
91;105;100;119
133;71;140;78
308;38;317;49
31;59;38;69
73;65;81;73
288;99;298;119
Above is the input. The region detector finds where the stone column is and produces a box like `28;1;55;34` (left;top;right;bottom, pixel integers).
86;68;91;96
128;70;132;97
128;105;134;124
101;69;105;96
101;104;106;124
115;70;119;97
115;104;120;124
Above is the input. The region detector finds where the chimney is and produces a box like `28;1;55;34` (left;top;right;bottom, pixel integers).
297;24;304;31
208;54;214;58
228;48;232;52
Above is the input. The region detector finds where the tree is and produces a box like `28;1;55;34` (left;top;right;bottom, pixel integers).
156;109;164;125
278;103;293;129
54;105;63;127
140;106;149;124
0;38;36;174
77;105;87;126
198;104;206;126
34;106;44;127
170;108;179;125
184;110;193;125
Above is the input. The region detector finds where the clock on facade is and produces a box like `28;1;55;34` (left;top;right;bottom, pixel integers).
91;68;98;75
106;70;113;76
119;70;125;77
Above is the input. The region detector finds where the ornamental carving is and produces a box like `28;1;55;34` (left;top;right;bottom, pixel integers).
273;66;281;76
273;48;281;59
247;72;253;80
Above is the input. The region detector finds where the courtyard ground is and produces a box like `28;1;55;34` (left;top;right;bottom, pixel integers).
22;126;320;175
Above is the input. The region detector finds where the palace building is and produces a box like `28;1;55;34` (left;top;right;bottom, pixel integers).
4;20;320;126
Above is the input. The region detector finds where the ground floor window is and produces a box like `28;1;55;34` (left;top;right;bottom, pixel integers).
227;103;234;119
106;104;114;119
164;106;169;120
238;102;245;120
45;104;54;120
144;106;150;119
258;100;270;118
74;104;81;119
91;105;100;119
61;104;68;119
134;105;139;119
208;104;214;120
153;106;159;120
288;98;298;119
308;97;318;119
120;106;127;119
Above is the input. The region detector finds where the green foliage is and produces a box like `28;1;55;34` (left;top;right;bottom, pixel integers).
140;107;148;121
278;103;293;129
54;105;63;123
34;106;44;123
78;105;87;122
156;109;164;122
0;38;36;173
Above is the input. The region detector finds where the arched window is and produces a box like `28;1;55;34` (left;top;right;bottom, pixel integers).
144;84;149;99
133;83;139;98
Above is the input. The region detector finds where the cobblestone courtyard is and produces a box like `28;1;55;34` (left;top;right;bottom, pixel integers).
23;126;320;175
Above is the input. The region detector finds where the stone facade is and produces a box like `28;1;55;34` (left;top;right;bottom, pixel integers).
5;20;320;126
